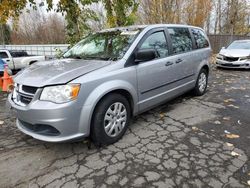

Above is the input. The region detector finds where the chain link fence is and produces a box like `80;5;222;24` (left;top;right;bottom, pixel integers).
208;34;250;53
0;44;69;57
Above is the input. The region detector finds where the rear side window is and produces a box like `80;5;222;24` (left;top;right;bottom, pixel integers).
168;27;193;54
140;31;169;58
0;52;8;59
191;29;209;49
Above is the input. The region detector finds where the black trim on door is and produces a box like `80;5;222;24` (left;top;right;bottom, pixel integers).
141;73;195;95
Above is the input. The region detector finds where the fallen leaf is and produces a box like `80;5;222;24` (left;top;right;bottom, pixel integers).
159;113;165;119
0;121;4;125
223;117;230;121
248;173;250;176
247;180;250;185
228;104;239;109
226;134;240;139
240;87;246;90
226;143;234;147
231;151;241;156
192;127;199;131
214;120;221;125
224;99;235;103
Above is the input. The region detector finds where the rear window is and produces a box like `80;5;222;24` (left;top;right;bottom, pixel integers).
0;52;8;59
10;51;28;57
168;27;193;54
191;29;209;49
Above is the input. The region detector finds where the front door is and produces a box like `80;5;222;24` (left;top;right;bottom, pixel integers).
136;29;179;111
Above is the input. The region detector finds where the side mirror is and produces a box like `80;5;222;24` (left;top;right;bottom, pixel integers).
135;49;157;63
222;47;225;50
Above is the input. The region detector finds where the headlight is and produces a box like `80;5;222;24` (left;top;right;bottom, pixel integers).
40;84;80;103
216;54;223;59
239;56;250;61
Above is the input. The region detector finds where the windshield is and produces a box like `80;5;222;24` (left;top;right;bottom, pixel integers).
227;41;250;50
63;30;141;61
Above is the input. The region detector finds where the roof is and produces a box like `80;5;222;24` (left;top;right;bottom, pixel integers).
99;24;202;33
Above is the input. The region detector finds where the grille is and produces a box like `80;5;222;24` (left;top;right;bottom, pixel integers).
221;63;241;67
22;85;37;94
13;84;38;106
223;56;239;62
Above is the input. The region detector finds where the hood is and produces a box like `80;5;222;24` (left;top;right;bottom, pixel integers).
14;59;111;87
219;49;250;58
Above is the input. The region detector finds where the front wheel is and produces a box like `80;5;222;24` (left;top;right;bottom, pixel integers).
91;93;131;146
193;68;208;96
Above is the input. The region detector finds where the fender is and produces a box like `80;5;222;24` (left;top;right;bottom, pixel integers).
78;80;138;135
195;50;211;80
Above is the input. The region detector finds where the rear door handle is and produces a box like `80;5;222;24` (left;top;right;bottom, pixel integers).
176;59;183;64
165;61;173;66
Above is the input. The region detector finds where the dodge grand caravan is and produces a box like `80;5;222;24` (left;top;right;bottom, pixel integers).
9;24;212;145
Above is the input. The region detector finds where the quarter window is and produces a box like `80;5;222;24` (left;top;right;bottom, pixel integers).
191;29;209;49
168;28;193;54
139;31;169;59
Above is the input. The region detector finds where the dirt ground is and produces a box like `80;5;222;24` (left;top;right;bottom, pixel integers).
0;65;249;188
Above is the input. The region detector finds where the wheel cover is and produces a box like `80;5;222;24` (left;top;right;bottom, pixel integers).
198;72;207;93
104;102;127;137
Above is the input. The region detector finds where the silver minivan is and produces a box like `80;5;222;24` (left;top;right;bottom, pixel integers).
9;24;211;145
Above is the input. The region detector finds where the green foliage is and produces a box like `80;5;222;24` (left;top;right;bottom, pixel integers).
103;0;139;27
0;0;139;44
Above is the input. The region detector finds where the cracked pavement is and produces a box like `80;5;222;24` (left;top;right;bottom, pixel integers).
0;65;249;188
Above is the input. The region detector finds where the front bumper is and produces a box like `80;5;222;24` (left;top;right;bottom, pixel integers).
216;59;250;69
8;93;88;142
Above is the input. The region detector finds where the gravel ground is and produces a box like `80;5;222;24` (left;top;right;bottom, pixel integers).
0;65;249;188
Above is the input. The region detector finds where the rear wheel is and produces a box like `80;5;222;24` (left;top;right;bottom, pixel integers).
91;93;131;146
193;68;208;96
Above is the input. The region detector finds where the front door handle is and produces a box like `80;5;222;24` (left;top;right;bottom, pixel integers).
176;59;183;64
165;62;173;66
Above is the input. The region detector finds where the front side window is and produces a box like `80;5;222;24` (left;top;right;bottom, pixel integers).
139;31;169;58
191;29;209;49
63;30;141;61
0;52;8;59
168;27;193;54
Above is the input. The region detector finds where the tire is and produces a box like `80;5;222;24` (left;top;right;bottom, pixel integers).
193;68;208;96
91;93;131;146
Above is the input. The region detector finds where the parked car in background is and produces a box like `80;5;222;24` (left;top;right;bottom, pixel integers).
9;24;211;145
0;59;5;76
0;49;46;72
216;40;250;69
0;59;12;76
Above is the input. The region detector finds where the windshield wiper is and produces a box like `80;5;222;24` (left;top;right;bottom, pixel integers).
81;56;112;61
65;55;82;59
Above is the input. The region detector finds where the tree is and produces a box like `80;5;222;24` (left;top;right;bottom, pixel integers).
0;24;11;44
185;0;212;28
10;9;66;44
103;0;138;27
0;0;99;44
